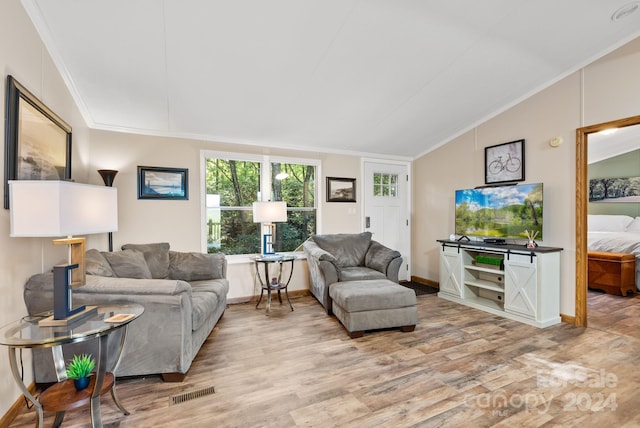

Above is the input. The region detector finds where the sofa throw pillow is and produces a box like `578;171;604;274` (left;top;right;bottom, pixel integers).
365;241;401;274
312;232;372;267
168;251;225;281
102;249;152;279
121;242;170;279
85;249;116;277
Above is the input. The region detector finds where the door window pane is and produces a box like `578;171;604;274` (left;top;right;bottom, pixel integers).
373;173;382;196
373;173;399;198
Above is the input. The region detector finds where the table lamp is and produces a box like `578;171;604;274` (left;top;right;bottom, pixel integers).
9;180;118;324
252;201;287;255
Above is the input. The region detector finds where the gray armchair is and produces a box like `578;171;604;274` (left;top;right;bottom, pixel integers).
303;232;402;313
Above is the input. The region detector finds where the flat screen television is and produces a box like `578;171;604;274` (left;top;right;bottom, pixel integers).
455;183;543;240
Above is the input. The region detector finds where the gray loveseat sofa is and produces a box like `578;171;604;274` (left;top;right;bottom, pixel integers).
24;243;228;382
303;232;402;314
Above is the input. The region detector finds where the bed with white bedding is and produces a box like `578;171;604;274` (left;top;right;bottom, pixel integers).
588;214;640;290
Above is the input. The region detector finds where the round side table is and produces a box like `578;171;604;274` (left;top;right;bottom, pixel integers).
0;304;144;428
254;255;296;314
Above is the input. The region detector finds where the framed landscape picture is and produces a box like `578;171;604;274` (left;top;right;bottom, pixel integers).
484;139;525;184
138;166;188;200
4;75;72;209
326;177;356;202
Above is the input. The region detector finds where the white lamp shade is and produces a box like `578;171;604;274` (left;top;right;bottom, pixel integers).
9;180;118;237
252;201;287;223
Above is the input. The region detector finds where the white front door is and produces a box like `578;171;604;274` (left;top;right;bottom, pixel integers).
363;160;410;281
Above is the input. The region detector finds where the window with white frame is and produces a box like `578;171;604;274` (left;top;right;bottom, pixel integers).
203;152;318;255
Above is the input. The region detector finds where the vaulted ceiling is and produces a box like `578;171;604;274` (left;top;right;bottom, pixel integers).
22;0;640;159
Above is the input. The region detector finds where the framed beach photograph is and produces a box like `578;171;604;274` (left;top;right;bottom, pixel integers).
484;139;525;184
4;75;72;209
138;166;189;200
326;177;356;202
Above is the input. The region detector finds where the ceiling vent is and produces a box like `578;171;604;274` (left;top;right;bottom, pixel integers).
611;2;640;21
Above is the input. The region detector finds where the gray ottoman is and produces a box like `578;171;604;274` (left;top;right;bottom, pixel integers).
329;279;418;338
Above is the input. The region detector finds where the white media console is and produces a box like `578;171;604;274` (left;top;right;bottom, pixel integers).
437;239;562;328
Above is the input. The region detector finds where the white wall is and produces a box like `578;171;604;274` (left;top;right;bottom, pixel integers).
0;0;90;416
319;154;362;234
85;129;362;300
413;36;640;319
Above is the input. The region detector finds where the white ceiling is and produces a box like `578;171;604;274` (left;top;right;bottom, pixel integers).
589;123;640;164
21;0;640;159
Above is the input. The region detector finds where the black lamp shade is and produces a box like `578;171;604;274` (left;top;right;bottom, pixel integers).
98;169;118;187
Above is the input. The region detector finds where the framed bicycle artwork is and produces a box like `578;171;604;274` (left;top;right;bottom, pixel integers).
484;139;525;184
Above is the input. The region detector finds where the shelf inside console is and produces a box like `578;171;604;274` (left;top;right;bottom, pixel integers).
465;264;504;275
464;278;504;292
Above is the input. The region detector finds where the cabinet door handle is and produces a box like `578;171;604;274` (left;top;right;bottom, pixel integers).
365;216;370;228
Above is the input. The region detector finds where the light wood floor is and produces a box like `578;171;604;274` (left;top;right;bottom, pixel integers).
10;291;640;427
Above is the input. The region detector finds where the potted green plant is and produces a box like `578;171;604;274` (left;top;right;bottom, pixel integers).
66;354;95;390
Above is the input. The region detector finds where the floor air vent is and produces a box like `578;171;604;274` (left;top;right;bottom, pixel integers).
170;385;215;405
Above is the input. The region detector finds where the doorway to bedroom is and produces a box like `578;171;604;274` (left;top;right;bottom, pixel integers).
586;122;640;332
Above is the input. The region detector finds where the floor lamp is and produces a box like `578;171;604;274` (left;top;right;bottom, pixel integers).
9;180;118;324
98;169;118;251
252;201;287;255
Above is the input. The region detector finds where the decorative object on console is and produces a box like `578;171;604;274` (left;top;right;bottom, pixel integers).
98;169;118;251
253;201;287;255
137;166;188;200
3;75;72;209
484;139;525;184
525;230;539;248
9;180;118;324
326;177;356;202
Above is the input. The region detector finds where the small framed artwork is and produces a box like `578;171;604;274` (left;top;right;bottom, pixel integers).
4;75;72;209
326;177;356;202
589;176;640;202
485;139;525;184
138;166;188;200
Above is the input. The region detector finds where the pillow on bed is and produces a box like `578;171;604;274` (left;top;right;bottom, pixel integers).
625;217;640;232
587;214;634;232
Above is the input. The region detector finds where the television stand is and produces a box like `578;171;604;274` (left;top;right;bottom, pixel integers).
437;239;563;328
